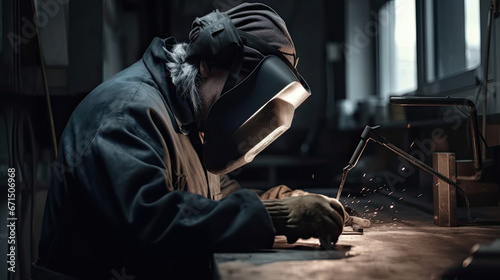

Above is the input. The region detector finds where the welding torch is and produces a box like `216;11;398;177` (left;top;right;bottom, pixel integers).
349;125;461;190
336;126;381;199
336;125;471;218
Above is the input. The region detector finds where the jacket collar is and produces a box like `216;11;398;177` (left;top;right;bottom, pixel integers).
142;37;196;135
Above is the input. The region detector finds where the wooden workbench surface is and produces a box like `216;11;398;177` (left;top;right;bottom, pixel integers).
215;190;500;279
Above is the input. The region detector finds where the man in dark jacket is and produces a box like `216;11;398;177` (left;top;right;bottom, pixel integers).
34;3;347;279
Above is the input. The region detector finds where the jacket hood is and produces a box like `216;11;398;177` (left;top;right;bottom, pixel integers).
142;37;196;134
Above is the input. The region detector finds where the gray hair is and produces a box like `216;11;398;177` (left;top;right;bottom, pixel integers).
164;43;202;117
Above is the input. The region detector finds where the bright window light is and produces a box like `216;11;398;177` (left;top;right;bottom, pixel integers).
464;0;481;70
379;0;417;98
425;0;481;82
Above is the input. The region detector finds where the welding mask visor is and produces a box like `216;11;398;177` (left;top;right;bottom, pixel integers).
203;55;310;174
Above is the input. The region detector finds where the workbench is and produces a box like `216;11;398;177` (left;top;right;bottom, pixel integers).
215;189;500;279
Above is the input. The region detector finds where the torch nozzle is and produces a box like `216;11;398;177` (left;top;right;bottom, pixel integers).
336;164;353;199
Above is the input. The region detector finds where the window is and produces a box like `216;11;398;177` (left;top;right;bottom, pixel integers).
378;0;417;98
425;0;481;82
378;0;482;97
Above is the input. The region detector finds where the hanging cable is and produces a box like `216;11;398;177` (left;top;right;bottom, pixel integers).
16;110;37;280
30;0;58;158
481;2;494;161
454;105;494;160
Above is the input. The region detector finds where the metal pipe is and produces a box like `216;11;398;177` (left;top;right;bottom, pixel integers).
336;164;353;199
390;97;483;177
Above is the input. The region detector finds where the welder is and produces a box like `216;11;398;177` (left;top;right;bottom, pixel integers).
33;3;347;279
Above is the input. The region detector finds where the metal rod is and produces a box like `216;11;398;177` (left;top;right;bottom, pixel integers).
482;7;493;161
336;165;352;199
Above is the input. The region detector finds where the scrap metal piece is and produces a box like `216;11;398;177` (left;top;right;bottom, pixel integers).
352;224;363;233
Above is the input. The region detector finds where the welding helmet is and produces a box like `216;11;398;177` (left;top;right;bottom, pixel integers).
188;9;311;174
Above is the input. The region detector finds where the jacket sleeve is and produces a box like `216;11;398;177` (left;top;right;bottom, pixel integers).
79;117;275;261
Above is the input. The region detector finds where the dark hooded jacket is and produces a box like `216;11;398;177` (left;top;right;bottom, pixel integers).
35;37;275;280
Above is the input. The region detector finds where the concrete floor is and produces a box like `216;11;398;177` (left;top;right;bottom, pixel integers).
215;189;500;280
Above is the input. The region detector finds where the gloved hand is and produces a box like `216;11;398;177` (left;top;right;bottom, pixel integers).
263;195;345;245
260;185;370;230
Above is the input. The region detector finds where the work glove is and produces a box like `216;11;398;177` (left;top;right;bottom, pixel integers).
319;195;371;228
262;195;345;245
261;185;370;229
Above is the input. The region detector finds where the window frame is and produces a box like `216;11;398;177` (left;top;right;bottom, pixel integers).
416;0;489;96
380;0;490;98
